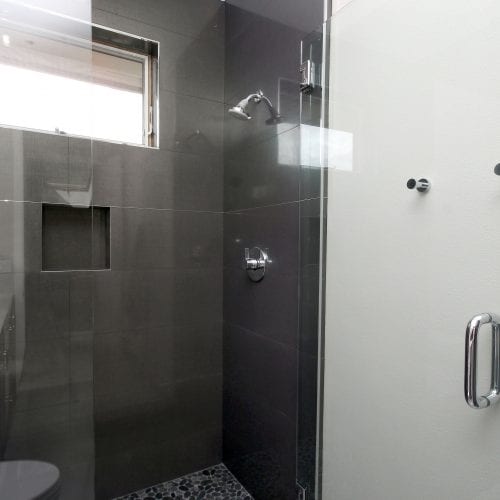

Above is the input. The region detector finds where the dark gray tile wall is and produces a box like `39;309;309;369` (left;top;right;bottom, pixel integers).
91;1;225;497
222;1;324;499
0;0;225;498
0;128;96;498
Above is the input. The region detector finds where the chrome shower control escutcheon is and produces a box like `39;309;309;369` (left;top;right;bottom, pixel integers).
245;247;271;282
407;178;431;193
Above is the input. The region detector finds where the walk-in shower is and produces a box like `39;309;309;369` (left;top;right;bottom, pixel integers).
0;0;325;499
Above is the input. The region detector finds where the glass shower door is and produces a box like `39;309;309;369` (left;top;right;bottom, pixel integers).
321;0;500;499
0;2;94;498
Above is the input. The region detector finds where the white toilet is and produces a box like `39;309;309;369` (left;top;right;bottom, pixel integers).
0;461;60;499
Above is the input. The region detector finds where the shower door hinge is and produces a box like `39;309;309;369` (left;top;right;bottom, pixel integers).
296;481;307;500
299;59;315;94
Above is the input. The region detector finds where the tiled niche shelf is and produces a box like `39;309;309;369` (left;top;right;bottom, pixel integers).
42;204;110;271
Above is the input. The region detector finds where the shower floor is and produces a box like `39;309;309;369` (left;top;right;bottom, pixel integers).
115;463;253;499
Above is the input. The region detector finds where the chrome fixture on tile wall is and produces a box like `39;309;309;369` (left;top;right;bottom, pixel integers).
228;90;281;124
245;247;271;282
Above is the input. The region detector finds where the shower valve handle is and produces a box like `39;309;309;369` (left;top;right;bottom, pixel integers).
244;247;271;282
245;248;267;270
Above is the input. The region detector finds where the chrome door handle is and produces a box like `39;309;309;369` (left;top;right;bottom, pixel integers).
464;313;500;409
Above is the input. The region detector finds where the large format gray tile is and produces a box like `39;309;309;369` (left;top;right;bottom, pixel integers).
225;1;274;44
223;390;296;500
223;203;299;273
94;368;222;498
224;127;300;211
68;138;93;207
92;8;225;103
0;128;39;202
95;425;221;499
223;267;298;349
224;8;303;153
94;330;159;405
92;141;223;212
261;0;325;35
4;404;74;465
24;271;93;341
95;374;222;445
93;0;224;41
159;91;224;156
0;130;65;203
223;322;297;419
110;208;222;271
58;461;95;500
299;198;322;356
70;331;94;403
14;338;70;411
93;268;222;334
297;348;319;498
224;128;300;211
0;130;92;206
24;132;71;205
25;272;69;340
0;201;41;273
93;324;221;401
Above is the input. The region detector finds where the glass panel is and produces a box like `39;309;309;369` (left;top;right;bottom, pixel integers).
0;2;94;499
297;21;329;500
0;26;144;145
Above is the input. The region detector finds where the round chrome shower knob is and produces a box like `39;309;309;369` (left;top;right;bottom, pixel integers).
407;178;431;193
244;247;271;282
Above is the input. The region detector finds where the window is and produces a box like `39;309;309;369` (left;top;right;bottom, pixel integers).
0;23;159;146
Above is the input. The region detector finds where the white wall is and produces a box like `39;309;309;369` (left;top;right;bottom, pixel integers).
323;1;500;498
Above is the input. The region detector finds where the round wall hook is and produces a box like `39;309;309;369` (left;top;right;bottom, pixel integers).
407;178;431;193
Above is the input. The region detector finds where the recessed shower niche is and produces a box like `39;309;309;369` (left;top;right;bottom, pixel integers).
42;204;110;271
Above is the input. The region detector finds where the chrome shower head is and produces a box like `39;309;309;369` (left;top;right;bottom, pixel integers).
228;94;258;121
228;105;252;121
228;90;281;124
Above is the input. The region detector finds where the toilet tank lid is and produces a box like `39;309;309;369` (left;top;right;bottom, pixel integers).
0;460;60;499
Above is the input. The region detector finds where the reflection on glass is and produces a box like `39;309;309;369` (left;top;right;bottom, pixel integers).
278;123;353;171
0;27;144;145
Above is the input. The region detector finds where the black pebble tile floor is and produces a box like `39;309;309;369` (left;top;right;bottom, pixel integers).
114;463;253;500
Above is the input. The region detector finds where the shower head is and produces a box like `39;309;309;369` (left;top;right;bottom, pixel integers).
228;90;281;124
228;94;259;121
228;105;252;121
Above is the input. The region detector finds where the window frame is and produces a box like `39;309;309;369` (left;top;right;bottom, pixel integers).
0;19;160;148
91;24;160;147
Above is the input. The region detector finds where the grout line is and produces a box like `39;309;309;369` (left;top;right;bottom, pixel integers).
224;196;323;213
0;199;224;215
158;86;227;107
223;123;301;158
92;6;225;47
0;197;327;214
224;319;298;352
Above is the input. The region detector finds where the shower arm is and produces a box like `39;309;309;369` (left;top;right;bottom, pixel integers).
253;90;280;121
